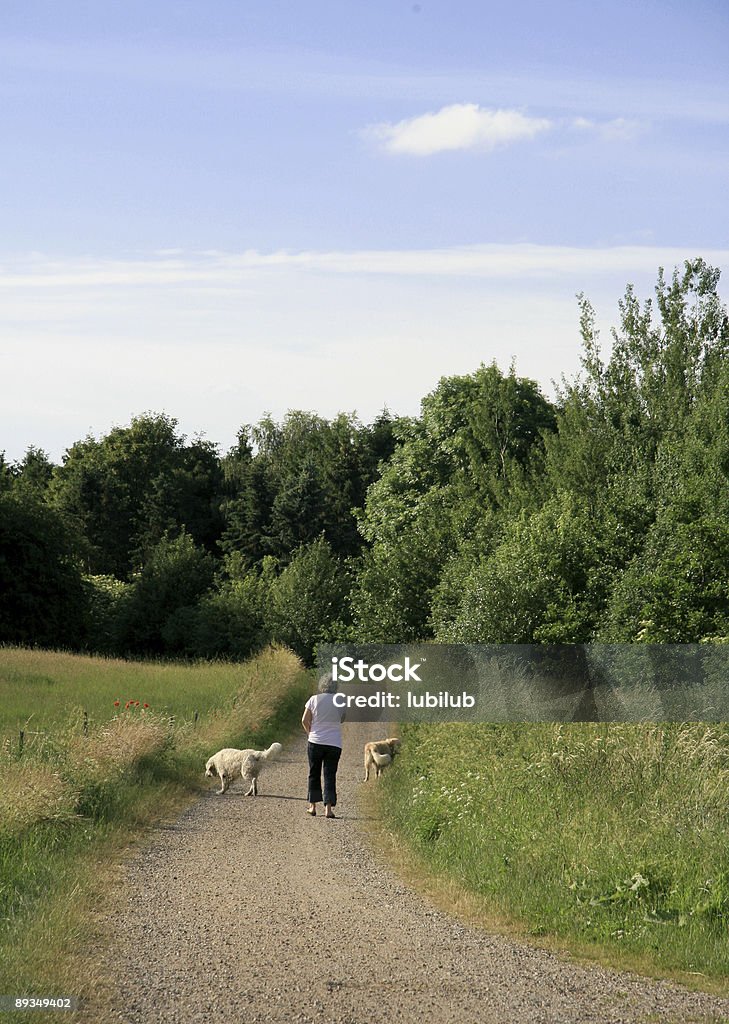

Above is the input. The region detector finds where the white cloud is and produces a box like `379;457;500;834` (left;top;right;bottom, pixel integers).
2;244;727;291
600;117;643;141
365;103;552;155
572;115;643;141
2;243;727;463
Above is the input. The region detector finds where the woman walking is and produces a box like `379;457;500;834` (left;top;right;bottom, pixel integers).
302;673;345;818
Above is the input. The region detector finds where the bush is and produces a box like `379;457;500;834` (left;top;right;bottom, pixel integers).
265;537;351;664
116;532;216;656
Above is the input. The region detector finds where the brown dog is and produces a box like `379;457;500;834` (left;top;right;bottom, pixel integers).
363;737;402;781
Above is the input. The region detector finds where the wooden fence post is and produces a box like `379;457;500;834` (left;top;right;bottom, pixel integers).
83;710;89;736
19;730;24;756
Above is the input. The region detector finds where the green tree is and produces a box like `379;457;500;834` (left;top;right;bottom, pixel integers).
0;490;86;648
117;531;217;655
134;438;224;563
351;479;467;642
553;259;728;479
441;494;600;643
82;574;132;655
267;453;328;558
10;446;55;497
220;410;399;566
0;454;12;493
421;361;556;502
218;429;272;566
527;258;729;644
265;536;351;664
351;364;555;641
185;555;278;660
50;414;224;578
601;363;729;641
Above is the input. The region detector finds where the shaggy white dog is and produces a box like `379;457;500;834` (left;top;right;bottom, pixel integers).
205;742;283;795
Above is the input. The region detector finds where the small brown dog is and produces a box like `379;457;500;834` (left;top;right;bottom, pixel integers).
363;737;402;781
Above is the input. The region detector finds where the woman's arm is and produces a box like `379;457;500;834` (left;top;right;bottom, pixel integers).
301;706;313;734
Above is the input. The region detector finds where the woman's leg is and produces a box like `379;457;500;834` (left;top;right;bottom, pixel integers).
307;742;325;809
322;745;342;812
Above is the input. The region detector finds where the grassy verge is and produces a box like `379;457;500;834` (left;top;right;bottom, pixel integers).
375;722;729;994
0;645;311;1023
0;645;286;739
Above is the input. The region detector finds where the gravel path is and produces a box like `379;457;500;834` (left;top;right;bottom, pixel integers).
103;723;729;1024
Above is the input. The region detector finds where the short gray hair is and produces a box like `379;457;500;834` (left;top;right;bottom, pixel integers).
317;672;337;694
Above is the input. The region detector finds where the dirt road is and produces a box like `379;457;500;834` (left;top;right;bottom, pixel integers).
103;724;729;1023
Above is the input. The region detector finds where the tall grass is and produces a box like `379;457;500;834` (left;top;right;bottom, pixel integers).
0;645;270;740
381;722;729;986
0;644;311;1021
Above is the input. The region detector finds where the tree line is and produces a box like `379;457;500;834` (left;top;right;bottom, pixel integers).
2;259;727;663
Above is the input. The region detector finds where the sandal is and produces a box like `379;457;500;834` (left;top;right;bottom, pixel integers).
325;811;336;819
307;807;316;816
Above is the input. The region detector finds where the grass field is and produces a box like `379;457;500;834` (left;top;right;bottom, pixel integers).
0;644;312;1022
0;646;264;743
380;722;729;991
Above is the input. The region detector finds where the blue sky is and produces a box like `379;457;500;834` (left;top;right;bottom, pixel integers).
2;0;728;461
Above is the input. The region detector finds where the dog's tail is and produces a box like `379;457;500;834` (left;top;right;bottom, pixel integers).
261;742;283;761
371;750;393;767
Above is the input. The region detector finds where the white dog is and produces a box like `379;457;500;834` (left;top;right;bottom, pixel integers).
363;738;402;781
205;742;282;795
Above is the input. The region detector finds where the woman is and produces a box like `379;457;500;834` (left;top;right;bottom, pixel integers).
301;673;345;818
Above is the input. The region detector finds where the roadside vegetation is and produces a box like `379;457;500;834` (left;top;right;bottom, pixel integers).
0;645;310;1020
377;722;729;989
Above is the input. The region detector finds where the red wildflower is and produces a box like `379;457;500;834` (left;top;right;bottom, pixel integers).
114;700;120;707
143;703;149;709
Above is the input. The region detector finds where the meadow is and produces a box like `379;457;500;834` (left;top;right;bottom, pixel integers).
0;646;265;741
380;722;729;990
0;644;311;1020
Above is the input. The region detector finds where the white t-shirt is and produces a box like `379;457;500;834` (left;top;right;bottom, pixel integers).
305;692;344;748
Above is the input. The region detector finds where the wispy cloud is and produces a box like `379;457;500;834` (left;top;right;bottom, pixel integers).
3;244;727;464
365;103;552;155
572;116;643;142
363;103;647;158
2;245;727;290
